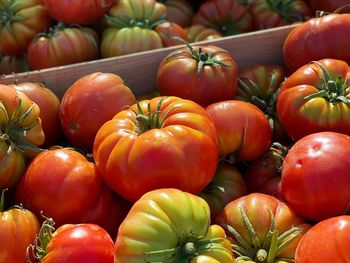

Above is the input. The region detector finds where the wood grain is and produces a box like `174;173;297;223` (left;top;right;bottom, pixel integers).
0;24;297;99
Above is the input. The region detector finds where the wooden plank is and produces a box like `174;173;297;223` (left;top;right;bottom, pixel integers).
0;24;297;99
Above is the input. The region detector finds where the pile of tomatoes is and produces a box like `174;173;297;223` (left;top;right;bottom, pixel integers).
2;0;347;75
1;0;350;263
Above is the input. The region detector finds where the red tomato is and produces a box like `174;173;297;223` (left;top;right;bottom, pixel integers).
44;0;115;25
277;59;350;141
192;0;253;36
0;0;51;56
249;0;310;30
28;220;114;263
185;25;223;43
27;25;100;70
295;215;350;262
154;22;189;47
157;44;238;107
59;72;136;151
216;193;311;262
310;0;350;13
162;0;194;27
283;13;350;72
93;96;219;202
0;190;40;263
11;82;62;147
281;132;350;222
14;148;126;234
206;100;272;161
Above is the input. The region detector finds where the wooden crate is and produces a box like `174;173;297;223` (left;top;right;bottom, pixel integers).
0;24;297;99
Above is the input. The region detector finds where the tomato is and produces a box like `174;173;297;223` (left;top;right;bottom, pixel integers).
154;22;189;47
93;96;218;202
28;220;114;263
236;64;290;143
199;161;247;222
0;190;40;263
157;44;238;107
11;82;62;147
243;142;288;201
206;100;272;161
281;132;350;222
27;24;100;70
59;72;136;151
192;0;253;36
310;0;350;13
0;84;44;189
115;188;235;262
216;193;311;262
249;0;310;30
101;0;166;57
161;0;194;27
44;0;115;25
283;13;350;73
277;59;350;141
14;148;127;234
0;0;51;56
295;215;350;262
185;25;223;43
0;54;28;75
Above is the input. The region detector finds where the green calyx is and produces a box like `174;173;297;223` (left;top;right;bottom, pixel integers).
132;98;176;133
304;61;350;105
142;230;228;262
0;1;24;28
266;0;301;21
26;216;55;263
105;15;165;29
220;206;301;263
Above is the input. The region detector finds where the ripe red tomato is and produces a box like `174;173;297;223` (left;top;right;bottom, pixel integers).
154;22;189;47
0;0;51;56
93;96;219;202
206;100;272;161
28;220;114;263
249;0;310;30
216;193;311;262
295;215;350;262
27;25;100;70
59;72;136;151
277;59;350;141
283;13;350;72
0;190;40;263
44;0;115;25
157;44;238;107
14;148;126;234
11;82;62;147
281;132;350;222
162;0;194;27
192;0;253;36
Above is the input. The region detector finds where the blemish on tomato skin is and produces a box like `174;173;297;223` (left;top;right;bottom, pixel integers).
296;159;303;169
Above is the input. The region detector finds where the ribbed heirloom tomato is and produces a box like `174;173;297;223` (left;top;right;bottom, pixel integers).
93;96;219;202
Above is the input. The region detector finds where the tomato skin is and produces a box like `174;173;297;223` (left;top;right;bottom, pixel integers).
0;55;28;74
0;0;51;56
216;193;310;261
250;0;310;30
162;0;194;27
206;100;272;161
27;25;100;70
44;0;115;25
11;82;62;147
277;59;350;141
192;0;253;36
115;188;234;262
281;132;350;222
93;96;218;202
14;148;125;233
185;25;223;42
59;72;136;151
0;198;40;263
40;224;114;263
157;45;238;107
283;14;350;73
154;22;189;47
295;215;350;263
310;0;350;13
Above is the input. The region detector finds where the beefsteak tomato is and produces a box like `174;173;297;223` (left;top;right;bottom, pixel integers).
0;54;28;74
93;96;218;202
161;0;194;27
185;25;223;42
154;21;189;47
